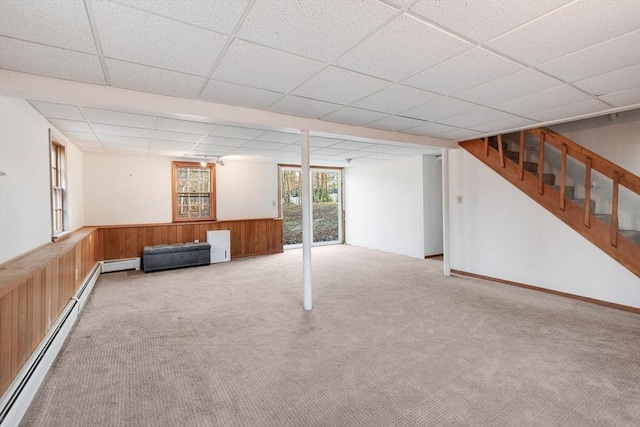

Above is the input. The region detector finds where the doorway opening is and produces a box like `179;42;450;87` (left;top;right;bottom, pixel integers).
279;166;343;248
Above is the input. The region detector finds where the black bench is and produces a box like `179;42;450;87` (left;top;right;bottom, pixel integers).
143;242;211;273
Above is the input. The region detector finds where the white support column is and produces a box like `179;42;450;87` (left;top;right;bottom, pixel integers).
441;148;451;276
301;130;313;310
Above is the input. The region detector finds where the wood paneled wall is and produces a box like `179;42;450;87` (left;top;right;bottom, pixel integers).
0;228;98;395
95;218;283;261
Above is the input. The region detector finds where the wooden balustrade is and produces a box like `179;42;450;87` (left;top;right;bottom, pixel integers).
537;131;545;195
560;144;567;211
518;131;525;180
0;228;98;395
584;157;592;227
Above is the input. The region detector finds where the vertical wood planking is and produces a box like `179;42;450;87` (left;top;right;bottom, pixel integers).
0;292;13;392
538;132;546;195
518;131;525;180
584;157;592;227
611;172;620;247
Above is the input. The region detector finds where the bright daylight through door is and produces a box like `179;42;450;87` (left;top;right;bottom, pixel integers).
280;167;342;247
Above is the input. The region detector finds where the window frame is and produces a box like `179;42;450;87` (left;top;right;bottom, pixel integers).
171;161;216;222
50;132;67;238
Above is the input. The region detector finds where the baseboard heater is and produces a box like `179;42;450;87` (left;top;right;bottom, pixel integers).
0;262;102;427
100;257;140;273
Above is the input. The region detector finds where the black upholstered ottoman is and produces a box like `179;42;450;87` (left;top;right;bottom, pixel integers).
143;242;211;272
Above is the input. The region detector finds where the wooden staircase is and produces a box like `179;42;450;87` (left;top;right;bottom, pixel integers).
459;127;640;277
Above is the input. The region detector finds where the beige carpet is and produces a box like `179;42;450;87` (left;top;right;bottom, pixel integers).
21;245;640;426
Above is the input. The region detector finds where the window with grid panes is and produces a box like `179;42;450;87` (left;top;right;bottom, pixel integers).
51;140;66;236
172;161;216;222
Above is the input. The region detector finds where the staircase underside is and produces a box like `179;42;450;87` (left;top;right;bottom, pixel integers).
460;138;640;277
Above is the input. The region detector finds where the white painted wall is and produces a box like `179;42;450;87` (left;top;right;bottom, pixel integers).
83;153;278;225
448;149;640;309
0;96;83;263
345;156;425;258
423;155;443;256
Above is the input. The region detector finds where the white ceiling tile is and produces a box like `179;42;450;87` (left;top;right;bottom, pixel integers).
231;147;276;156
410;0;569;43
256;131;300;144
495;85;591;116
61;131;98;142
403;48;524;95
72;140;105;151
433;128;482;140
210;125;266;140
92;1;227;75
363;152;412;160
29;101;85;121
439;108;514;128
200;79;283;109
386;0;420;10
0;37;105;84
151;130;201;143
329;141;375;150
82;107;154;128
0;0;97;53
359;144;407;153
573;64;640;97
242;141;287;150
268;96;342;119
191;145;236;155
335;14;472;82
98;134;150;146
401;97;479;121
201;136;250;147
455;69;563;105
148;148;187;157
48;118;92;133
402;122;460;136
383;146;432;156
278;143;303;153
598;88;640;107
292;66;391;105
321;108;388;126
212;39;325;93
365;115;427;131
150;140;196;151
105;59;205;98
91;123;152;138
103;143;149;154
486;1;640;65
237;0;397;62
310;137;345;147
113;0;250;34
154;117;215;135
353;84;441;114
312;147;350;156
526;98;610;122
537;31;640;83
472;116;538;133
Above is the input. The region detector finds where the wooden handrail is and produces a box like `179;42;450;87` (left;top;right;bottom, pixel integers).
528;127;640;196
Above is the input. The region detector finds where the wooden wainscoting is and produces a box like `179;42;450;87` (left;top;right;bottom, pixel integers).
95;218;284;261
0;228;98;395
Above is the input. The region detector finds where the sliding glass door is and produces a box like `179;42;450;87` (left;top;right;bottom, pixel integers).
280;166;343;248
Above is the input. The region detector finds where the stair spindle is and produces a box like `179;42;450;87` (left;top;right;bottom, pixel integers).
497;134;505;168
537;132;545;195
584;157;592;228
518;131;525;180
611;171;620;247
484;136;489;157
560;143;567;210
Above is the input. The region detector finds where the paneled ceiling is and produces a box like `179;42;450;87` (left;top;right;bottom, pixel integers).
1;0;639;166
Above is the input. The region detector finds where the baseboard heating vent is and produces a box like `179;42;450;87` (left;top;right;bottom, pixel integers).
100;257;140;273
0;263;101;427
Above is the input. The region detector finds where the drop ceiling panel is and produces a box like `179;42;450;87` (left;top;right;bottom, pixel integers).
526;98;610;122
455;69;563;105
29;101;85;121
599;88;640;107
335;14;472;82
312;147;350;156
310;137;345;147
292;66;391;105
320;108;388;126
61;131;99;142
439;108;514;128
113;0;250;34
151;130;202;143
255;131;300;144
191;145;236;155
0;37;105;84
402;122;459;136
410;0;570;43
201;136;249;147
92;1;227;75
433;128;480;140
0;0;97;53
72;140;105;151
148;148;186;157
573;64;640;97
91;123;153;138
366;115;427;132
200;79;283;109
105;59;205;99
98;135;150;146
401;97;479;121
210;125;266;140
212;39;325;93
353;84;441;114
48;119;93;133
537;30;640;83
486;1;640;65
102;143;149;154
473;116;538;133
268;96;342;119
242;141;287;150
495;85;591;116
82;107;154;128
150;140;196;151
329;141;375;150
154;117;215;135
359;144;408;153
237;0;397;62
403;48;524;95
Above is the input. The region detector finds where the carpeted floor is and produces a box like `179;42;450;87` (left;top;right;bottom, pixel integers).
21;245;640;426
